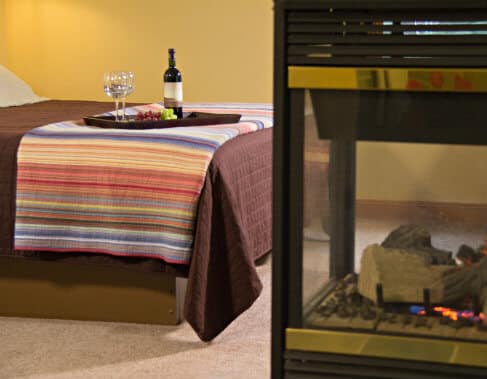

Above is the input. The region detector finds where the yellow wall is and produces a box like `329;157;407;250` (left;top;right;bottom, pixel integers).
0;0;6;64
4;0;273;103
357;142;487;204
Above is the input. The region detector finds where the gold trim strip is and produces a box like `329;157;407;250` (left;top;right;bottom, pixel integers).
288;66;487;93
286;328;487;368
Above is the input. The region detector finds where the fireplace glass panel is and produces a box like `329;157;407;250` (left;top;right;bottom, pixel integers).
302;90;331;308
301;89;487;343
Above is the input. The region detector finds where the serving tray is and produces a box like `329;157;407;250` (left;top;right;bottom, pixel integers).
83;112;242;129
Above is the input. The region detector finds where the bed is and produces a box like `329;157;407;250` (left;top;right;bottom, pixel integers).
0;68;272;341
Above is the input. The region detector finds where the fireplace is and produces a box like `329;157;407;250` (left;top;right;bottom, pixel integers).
273;1;487;378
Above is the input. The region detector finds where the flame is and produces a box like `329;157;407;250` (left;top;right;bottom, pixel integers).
410;305;481;322
433;306;458;320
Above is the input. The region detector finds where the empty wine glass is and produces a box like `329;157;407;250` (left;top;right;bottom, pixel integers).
120;71;135;121
103;71;128;121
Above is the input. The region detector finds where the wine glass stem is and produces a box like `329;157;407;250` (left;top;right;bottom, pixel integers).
122;97;126;121
114;99;120;121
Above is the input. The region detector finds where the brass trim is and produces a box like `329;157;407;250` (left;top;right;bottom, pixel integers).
288;66;487;93
286;328;487;368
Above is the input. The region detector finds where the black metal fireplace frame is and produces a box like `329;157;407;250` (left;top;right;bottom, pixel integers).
273;1;487;378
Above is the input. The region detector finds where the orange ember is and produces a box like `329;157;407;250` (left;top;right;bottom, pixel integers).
410;305;483;323
433;307;466;321
433;306;459;321
480;313;487;326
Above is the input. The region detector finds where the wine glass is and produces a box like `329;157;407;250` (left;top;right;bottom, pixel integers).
120;71;135;121
103;71;128;121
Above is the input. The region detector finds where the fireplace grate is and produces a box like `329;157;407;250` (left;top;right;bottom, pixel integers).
287;9;487;66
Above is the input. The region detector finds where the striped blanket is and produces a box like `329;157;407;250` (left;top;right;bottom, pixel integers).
14;103;273;264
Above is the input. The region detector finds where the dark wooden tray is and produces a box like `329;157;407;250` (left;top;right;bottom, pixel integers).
83;112;241;129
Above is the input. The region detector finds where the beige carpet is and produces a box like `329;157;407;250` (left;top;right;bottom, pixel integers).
0;258;271;379
2;207;485;379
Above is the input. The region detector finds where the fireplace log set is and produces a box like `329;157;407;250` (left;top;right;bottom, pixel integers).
309;225;487;340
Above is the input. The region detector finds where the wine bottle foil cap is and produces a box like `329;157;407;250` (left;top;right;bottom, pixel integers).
168;48;175;53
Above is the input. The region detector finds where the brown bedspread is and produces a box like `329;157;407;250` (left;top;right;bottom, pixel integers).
0;100;272;341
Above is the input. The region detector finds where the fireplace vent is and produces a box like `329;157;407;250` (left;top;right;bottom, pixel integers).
287;9;487;66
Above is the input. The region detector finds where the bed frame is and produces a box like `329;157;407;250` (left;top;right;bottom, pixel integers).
0;257;186;324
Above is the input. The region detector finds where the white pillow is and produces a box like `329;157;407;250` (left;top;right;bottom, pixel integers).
0;65;47;107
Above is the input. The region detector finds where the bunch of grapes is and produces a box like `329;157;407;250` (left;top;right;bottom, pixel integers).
161;108;177;120
135;110;161;121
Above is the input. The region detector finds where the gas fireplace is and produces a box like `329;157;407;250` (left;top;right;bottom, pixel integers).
273;1;487;378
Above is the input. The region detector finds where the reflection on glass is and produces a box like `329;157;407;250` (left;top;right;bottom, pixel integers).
302;89;331;311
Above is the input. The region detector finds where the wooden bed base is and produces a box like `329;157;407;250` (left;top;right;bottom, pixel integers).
0;257;186;325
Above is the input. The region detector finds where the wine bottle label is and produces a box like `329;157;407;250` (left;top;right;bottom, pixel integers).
164;82;183;108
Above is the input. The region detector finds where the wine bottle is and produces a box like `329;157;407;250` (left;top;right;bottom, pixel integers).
163;48;183;119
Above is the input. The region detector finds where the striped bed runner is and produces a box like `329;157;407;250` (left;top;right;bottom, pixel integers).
14;103;273;264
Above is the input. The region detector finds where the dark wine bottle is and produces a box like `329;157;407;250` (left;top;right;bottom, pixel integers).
163;48;183;119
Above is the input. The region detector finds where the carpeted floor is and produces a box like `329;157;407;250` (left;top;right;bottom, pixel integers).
2;207;485;379
0;257;272;379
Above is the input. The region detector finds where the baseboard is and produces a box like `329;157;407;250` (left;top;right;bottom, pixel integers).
356;199;487;225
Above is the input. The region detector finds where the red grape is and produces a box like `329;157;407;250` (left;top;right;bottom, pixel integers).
135;110;161;121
